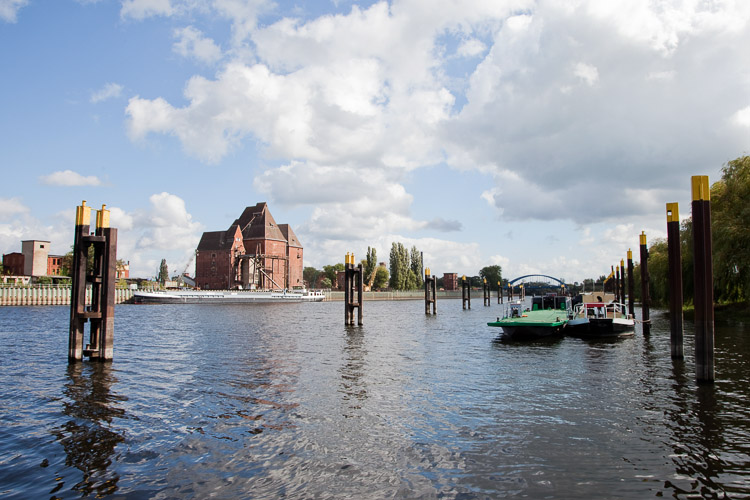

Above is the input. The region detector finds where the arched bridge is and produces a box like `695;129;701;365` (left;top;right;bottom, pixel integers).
507;274;567;286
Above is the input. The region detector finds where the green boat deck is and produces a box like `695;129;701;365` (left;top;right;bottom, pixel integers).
488;308;568;328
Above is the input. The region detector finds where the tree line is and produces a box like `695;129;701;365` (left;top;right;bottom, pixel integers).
629;155;750;307
304;243;504;292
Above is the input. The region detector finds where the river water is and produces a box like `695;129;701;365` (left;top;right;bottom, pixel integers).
1;300;749;499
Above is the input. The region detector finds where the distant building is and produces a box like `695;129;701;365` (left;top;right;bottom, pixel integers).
22;240;50;276
47;255;64;276
443;273;458;291
4;242;64;278
2;252;24;276
116;261;130;279
195;203;304;290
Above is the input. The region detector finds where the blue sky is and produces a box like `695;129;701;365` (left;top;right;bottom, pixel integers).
1;0;749;282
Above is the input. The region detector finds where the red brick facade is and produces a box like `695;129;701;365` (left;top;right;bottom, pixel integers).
47;255;64;276
443;273;458;291
195;203;304;290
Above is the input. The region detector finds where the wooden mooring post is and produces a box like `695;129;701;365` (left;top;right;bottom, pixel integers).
483;278;490;306
424;268;437;315
639;232;651;336
497;281;503;304
692;176;714;383
619;259;625;307
627;249;635;318
667;202;684;360
69;201;117;363
344;253;363;326
507;284;513;302
614;265;620;304
462;275;471;310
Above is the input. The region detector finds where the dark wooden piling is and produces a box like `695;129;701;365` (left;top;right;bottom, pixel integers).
344;253;363;325
424;268;437;315
616;265;622;304
667;202;684;360
627;249;635;318
639;232;651;336
69;202;117;363
691;177;714;382
497;281;503;304
483;278;490;306
508;284;513;301
619;259;625;307
462;275;471;310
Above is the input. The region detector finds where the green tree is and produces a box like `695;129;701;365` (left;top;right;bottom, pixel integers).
409;246;423;289
364;247;377;284
389;242;404;290
158;259;169;285
711;155;750;302
320;277;332;289
323;263;344;289
479;265;503;290
303;266;321;288
373;266;389;289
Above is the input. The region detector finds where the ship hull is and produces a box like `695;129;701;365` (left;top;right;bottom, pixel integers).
133;290;325;304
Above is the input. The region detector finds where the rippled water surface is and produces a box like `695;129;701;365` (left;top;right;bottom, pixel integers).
1;300;749;499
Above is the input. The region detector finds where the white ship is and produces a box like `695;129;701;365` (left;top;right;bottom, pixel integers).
133;288;325;304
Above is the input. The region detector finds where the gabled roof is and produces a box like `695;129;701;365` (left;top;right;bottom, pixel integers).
197;225;244;251
278;224;302;249
232;202;286;242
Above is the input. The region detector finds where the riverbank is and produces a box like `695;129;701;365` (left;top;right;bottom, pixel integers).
0;286;469;306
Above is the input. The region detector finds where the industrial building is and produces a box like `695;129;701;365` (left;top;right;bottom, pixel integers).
195;203;303;290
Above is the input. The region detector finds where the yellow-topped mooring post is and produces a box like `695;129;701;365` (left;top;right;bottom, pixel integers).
508;283;513;301
462;275;471;310
344;253;363;326
69;201;117;362
497;281;503;304
614;264;621;305
424;267;437;314
639;232;651;336
691;176;714;382
483;278;490;306
627;249;635;318
666;202;684;360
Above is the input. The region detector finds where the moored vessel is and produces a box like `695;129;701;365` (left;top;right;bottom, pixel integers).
133;288;325;304
567;292;634;337
488;294;572;340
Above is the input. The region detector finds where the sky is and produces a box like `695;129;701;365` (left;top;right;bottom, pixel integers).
1;0;749;283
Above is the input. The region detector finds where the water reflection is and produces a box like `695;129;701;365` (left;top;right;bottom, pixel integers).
51;363;126;498
339;327;368;418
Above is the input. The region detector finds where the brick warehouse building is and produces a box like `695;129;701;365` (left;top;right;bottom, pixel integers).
195;203;303;290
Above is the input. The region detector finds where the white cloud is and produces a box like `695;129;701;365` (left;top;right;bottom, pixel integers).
90;82;123;103
121;0;173;20
0;197;29;220
116;0;750;279
0;0;28;23
173;26;222;64
456;37;486;58
573;62;598;86
111;193;203;278
733;105;750;128
39;170;103;187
